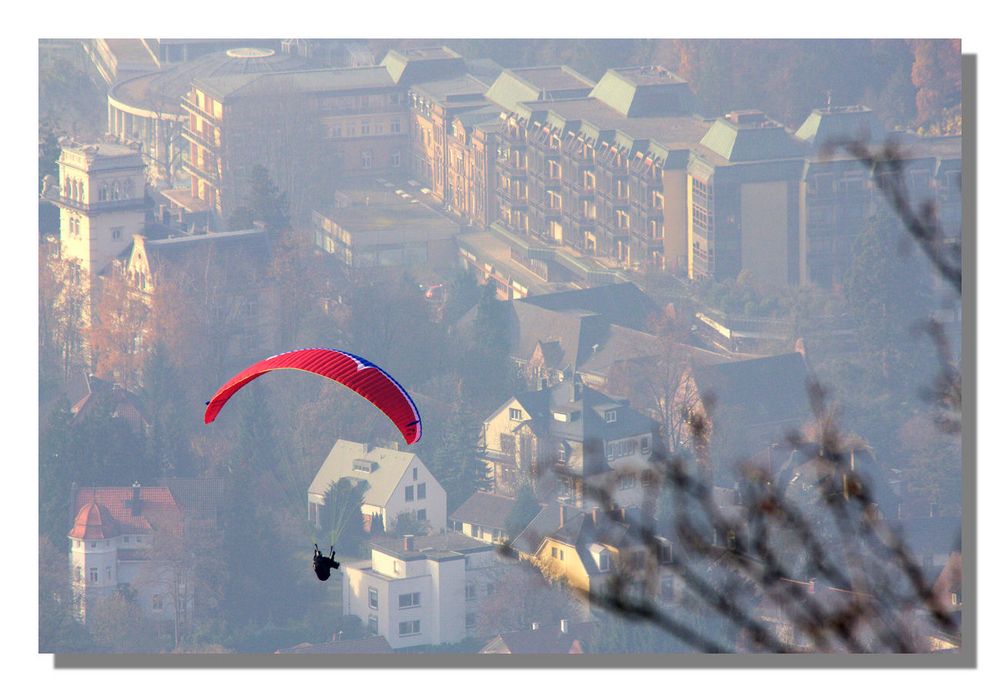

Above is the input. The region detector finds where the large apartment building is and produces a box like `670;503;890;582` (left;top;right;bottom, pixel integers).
180;47;471;226
494;67;709;277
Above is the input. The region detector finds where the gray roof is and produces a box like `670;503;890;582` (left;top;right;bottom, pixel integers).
449;492;518;530
485;66;594;113
381;46;466;85
698;112;805;163
193;66;396;101
589;67;702;117
511;503;582;557
692;352;812;429
309;440;419;508
794;105;885;150
521;282;660;332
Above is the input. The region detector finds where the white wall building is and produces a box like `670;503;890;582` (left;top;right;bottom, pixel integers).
342;533;503;649
68;483;185;623
308;440;446;534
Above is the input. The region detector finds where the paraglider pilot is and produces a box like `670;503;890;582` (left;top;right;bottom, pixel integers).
313;544;340;581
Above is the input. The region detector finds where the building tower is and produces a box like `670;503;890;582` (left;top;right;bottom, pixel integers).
68;500;120;622
51;141;148;334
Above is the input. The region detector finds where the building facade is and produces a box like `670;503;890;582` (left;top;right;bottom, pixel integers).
342;533;503;648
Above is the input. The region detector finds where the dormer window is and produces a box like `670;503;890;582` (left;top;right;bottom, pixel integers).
604;410;617;423
509;407;522;421
599;552;610;572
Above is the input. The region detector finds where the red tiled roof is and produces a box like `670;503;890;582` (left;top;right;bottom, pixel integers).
69;501;119;539
72;487;182;536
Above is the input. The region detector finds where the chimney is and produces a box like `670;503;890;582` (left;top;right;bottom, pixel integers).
808;578;816;594
130;481;142;517
403;534;414;551
591;508;599;525
531;622;540;631
559;505;566;528
560;619;569;634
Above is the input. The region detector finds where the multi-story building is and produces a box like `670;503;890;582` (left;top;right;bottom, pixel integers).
68;483;184;623
342;533;504;648
446;107;503;229
308;440;447;534
688;105;962;288
480;378;658;507
408;73;492;204
107;46;310;188
311;182;460;271
494;67;710;280
48;141;150;338
686;109;806;285
179;46;470;227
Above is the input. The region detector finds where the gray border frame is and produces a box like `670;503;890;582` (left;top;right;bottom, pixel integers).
51;49;977;671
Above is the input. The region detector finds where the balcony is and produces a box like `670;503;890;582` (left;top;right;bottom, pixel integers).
181;125;219;150
180;97;218;124
182;159;221;185
50;194;149;214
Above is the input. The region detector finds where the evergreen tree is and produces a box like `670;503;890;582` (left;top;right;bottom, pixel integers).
142;341;198;478
39;397;75;546
844;210;934;403
428;388;490;511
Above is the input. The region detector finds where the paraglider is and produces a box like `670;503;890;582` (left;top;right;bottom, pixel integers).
313;544;340;581
203;348;422;444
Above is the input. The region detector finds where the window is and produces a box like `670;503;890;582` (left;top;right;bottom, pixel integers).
361;150;372;169
391;150;401;168
90;568;98;583
330;123;342;138
399;592;421;609
416;509;427;521
417;483;426;500
368;587;379;609
412;468;418;481
509;407;522;421
361;120;371;135
123;535;130;544
368;615;379;635
599;552;610;572
551;546;558;558
619;474;636;490
466;612;477;629
391;119;401;134
405;485;414;502
399;620;421;636
605;410;617;423
465;583;477;601
106;567;112;582
152;594;163;611
111;227;123;241
486;582;496;596
641;436;650;454
90;542;97;549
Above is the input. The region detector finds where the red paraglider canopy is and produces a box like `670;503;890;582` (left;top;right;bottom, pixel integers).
204;348;422;444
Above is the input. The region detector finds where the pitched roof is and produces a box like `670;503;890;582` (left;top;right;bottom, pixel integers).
889;516;962;557
520;282;660;332
275;636;393;654
138;228;271;279
481;621;593;654
794;105;885;149
308;439;419;508
70;374;148;431
691;352;812;428
589;67;702;117
71;486;182;537
69;501;119;540
696;112;805;164
485;66;593;112
154;477;225;522
449;492;518;531
511;503;583;557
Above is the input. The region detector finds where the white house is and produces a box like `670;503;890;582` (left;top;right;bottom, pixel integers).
68;483;185;623
342;533;503;649
308;440;446;534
